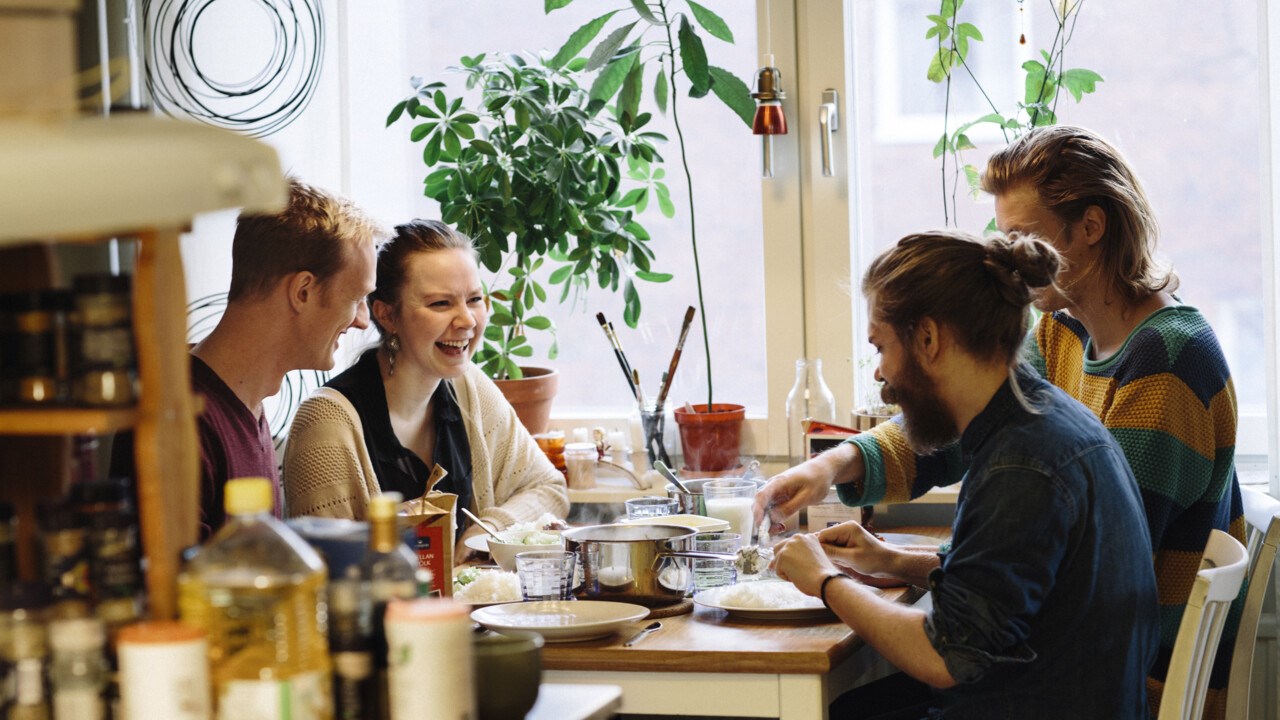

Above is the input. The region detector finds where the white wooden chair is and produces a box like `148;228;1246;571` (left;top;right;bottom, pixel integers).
1158;529;1249;720
1224;486;1280;719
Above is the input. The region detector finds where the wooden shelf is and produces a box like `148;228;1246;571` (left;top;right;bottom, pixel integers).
0;406;137;435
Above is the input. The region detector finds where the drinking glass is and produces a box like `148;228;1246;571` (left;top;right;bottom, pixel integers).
702;479;756;539
692;532;741;590
515;550;576;601
625;496;679;520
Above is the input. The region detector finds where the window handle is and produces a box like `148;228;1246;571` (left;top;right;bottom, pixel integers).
819;89;840;177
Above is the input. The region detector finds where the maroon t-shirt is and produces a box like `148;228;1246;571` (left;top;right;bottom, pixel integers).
191;356;280;538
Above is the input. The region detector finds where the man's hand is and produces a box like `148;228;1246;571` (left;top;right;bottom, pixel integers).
771;533;840;597
816;521;894;578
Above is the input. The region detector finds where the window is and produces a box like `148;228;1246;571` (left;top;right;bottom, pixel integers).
404;1;770;422
808;0;1269;457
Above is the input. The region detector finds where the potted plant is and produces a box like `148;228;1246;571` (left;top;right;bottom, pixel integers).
543;0;755;472
388;53;673;433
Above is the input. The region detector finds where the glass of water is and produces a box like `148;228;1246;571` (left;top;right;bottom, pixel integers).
625;496;679;520
692;531;741;590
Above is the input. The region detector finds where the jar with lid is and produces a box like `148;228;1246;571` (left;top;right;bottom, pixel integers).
48;616;108;720
72;273;136;406
71;479;142;630
9;290;72;405
563;442;598;490
0;501;16;586
36;499;91;616
0;583;52;720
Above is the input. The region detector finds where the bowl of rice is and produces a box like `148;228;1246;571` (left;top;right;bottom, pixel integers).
453;567;522;605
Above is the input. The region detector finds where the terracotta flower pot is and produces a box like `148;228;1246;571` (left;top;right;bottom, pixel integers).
673;403;745;473
493;367;558;436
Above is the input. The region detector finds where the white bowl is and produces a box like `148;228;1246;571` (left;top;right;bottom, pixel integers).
486;530;565;572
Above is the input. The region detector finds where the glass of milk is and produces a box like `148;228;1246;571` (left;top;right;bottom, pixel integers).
702;479;757;539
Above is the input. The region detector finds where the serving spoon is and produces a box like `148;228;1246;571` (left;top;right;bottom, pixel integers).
654;460;691;494
460;507;503;542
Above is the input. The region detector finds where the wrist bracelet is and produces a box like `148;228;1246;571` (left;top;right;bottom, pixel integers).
819;572;850;610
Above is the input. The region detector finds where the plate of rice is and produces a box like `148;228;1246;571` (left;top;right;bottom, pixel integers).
694;580;872;620
453;567;522;606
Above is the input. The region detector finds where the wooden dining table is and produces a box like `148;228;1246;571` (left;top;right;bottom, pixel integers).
540;525;949;720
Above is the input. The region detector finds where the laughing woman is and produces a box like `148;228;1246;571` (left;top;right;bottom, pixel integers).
282;220;568;550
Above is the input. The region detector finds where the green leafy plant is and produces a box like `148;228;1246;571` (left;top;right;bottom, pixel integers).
545;0;754;408
927;0;1102;227
388;53;673;380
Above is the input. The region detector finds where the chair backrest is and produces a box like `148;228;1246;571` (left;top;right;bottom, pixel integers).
1158;529;1249;720
1224;487;1280;719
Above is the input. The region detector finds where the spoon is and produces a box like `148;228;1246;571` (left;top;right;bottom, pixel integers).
460;507;503;542
623;621;662;647
654;460;691;494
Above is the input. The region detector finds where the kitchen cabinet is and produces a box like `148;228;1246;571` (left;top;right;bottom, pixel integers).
0;113;284;618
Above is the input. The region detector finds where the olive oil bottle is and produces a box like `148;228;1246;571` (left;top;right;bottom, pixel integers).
179;478;333;720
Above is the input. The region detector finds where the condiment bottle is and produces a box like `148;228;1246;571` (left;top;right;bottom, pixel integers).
72;478;142;632
117;621;212;720
384;599;473;720
178;477;333;720
48;616;108;720
12;290;71;406
328;576;374;720
360;492;418;720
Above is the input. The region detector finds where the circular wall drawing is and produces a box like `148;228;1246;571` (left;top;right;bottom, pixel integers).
145;0;324;137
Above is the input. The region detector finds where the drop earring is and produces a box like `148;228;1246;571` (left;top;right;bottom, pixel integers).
387;334;401;377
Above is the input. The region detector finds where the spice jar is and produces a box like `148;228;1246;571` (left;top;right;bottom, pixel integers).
533;431;567;476
11;290;71;405
0;583;52;720
72;274;136;406
48;616;108;720
0;501;16;586
71;479;141;630
117;621;212;720
37;500;91;616
564;442;598;490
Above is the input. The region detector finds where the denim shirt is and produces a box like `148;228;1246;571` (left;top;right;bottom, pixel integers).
922;370;1159;719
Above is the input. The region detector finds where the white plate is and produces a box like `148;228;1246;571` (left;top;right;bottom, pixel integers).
470;601;649;643
694;581;858;621
464;535;491;554
880;533;942;548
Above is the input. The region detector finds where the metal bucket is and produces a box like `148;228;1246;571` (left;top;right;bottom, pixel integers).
562;524;733;607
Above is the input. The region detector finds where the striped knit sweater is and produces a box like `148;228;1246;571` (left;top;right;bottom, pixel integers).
842;305;1245;719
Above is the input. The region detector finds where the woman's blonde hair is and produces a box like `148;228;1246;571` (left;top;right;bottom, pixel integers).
982;125;1177;305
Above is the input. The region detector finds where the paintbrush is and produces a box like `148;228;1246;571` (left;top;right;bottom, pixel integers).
654;306;696;410
596;312;638;400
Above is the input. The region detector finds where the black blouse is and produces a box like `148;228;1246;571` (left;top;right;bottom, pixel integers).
325;349;473;532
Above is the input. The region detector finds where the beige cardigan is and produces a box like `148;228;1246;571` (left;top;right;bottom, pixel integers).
282;363;568;530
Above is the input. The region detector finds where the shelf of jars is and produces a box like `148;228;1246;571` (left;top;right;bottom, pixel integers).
0;113;286;620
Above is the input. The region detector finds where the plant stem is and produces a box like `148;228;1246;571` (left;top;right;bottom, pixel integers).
659;0;712;408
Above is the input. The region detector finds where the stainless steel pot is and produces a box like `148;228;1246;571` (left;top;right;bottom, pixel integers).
563;524;733;607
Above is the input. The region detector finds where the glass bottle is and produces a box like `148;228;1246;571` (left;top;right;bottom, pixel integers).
785;358;838;467
48;617;108;720
328;575;374;720
359;492;418;720
178;477;333;720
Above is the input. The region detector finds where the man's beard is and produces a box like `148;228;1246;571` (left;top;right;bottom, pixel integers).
880;349;958;454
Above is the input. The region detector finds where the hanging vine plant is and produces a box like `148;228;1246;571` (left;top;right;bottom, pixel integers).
927;0;1102;228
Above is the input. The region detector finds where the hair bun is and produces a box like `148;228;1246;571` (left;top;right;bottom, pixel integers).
984;232;1061;291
